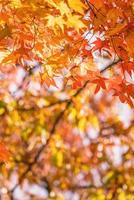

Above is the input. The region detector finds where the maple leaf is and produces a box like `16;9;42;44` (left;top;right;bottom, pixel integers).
81;47;92;57
45;0;57;7
106;8;123;26
118;94;133;107
1;1;134;199
1;40;32;64
41;72;57;88
92;76;107;93
107;76;123;93
121;61;134;77
67;14;86;31
67;0;86;14
72;75;83;89
125;31;134;57
46;15;65;32
91;38;109;54
106;23;127;36
80;40;92;57
90;0;104;9
57;1;70;16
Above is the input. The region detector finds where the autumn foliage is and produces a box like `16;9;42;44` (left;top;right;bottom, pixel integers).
0;0;134;199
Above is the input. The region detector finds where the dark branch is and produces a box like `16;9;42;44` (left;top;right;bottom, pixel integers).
17;99;69;111
100;58;121;73
9;58;121;196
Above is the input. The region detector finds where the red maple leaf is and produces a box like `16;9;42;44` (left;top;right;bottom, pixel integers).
91;38;110;54
92;76;107;93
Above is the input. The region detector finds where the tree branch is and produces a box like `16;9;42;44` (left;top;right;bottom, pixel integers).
17;99;69;111
9;58;121;197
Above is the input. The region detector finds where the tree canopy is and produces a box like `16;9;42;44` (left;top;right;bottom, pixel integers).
0;0;134;199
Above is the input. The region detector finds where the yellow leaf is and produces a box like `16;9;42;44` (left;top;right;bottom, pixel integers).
56;194;65;200
46;1;70;16
10;0;22;8
46;15;65;32
57;2;70;16
45;0;57;8
78;118;86;131
52;151;63;167
67;0;86;14
0;108;5;115
89;115;99;130
118;189;126;200
67;14;86;31
68;108;77;120
95;189;105;200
